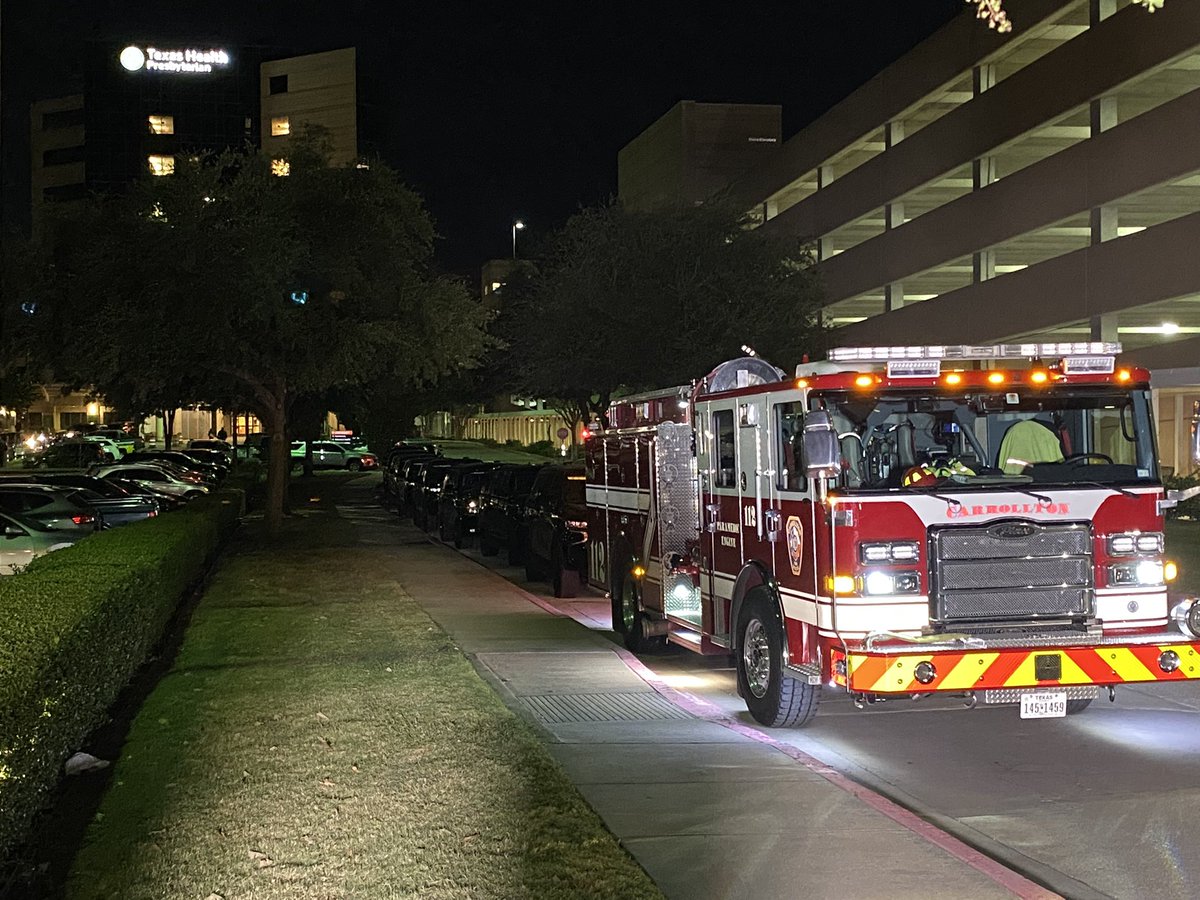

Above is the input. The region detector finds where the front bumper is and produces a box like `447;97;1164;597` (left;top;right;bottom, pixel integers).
830;630;1200;695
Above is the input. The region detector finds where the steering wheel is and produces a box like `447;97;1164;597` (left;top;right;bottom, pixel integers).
1062;452;1114;465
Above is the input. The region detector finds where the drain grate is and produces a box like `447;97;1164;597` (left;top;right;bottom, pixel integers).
522;692;691;723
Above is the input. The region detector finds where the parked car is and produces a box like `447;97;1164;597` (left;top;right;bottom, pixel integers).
101;474;184;510
30;441;109;469
0;509;83;574
188;439;232;455
290;441;378;472
90;428;141;454
78;435;124;461
90;463;210;500
0;474;160;525
398;458;434;518
412;459;467;530
437;463;498;547
120;451;221;483
477;464;543;561
177;448;231;477
520;464;588;598
382;451;435;506
0;484;104;532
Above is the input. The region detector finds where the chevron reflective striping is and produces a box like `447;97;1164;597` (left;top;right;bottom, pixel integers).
1099;647;1157;682
938;652;998;691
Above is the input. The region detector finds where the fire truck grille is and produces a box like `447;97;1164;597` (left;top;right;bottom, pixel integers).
930;521;1092;626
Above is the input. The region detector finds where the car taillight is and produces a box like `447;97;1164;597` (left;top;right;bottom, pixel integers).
148;509;158;517
72;514;95;525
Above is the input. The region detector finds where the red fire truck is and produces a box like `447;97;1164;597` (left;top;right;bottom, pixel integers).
584;343;1200;727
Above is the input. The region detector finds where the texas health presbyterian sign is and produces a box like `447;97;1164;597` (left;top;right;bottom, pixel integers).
119;46;231;74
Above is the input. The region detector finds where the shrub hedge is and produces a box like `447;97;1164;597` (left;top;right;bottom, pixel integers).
0;487;244;859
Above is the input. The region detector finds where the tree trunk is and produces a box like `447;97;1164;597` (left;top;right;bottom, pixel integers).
163;408;176;450
264;399;289;533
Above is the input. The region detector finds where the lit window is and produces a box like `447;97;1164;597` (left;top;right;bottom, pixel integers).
147;155;175;176
148;114;174;135
271;158;290;177
271;116;290;137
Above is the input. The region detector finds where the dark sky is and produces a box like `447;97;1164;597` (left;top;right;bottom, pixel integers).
2;0;965;276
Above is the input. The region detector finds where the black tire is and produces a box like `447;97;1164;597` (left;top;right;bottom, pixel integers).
348;459;363;472
736;588;819;727
612;563;665;653
183;490;204;502
479;532;499;556
525;551;542;583
552;546;580;598
453;521;465;549
508;530;526;565
1066;698;1094;715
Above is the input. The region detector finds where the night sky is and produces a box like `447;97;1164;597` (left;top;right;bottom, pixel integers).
2;0;967;277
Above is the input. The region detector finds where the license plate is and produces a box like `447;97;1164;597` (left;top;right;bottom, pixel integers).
1020;691;1067;719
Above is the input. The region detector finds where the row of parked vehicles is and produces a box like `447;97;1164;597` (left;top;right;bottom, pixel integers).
379;443;589;597
0;439;231;573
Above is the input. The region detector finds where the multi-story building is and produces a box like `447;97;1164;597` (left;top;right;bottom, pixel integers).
625;0;1200;475
25;40;369;443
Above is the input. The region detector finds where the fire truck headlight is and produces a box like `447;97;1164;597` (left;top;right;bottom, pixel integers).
1170;597;1200;638
1110;560;1165;587
862;571;920;596
1107;532;1164;556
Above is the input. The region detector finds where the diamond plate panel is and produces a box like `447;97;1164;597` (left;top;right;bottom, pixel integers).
983;686;1098;704
656;422;700;622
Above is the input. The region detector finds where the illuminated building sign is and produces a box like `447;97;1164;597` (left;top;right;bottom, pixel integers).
119;45;231;74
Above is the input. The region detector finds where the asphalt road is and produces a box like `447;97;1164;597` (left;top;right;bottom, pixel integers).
361;476;1200;900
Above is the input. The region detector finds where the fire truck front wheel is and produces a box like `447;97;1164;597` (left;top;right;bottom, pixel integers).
737;589;819;728
613;564;665;653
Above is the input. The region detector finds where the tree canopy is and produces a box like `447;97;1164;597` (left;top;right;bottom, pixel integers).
45;138;488;528
488;199;824;430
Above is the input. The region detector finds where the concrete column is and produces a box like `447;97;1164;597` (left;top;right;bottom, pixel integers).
973;155;998;189
1090;0;1118;25
973;249;996;283
885;119;905;149
1090;314;1118;342
818;236;833;261
818;164;835;189
1090;96;1117;135
973;63;997;96
886;201;905;230
885;282;905;312
1091;205;1118;244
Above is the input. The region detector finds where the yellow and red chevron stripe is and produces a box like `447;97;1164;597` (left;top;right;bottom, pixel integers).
837;642;1200;694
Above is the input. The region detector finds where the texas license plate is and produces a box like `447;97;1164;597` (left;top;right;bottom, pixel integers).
1020;691;1067;719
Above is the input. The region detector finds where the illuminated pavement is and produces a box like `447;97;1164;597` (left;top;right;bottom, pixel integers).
340;480;1200;900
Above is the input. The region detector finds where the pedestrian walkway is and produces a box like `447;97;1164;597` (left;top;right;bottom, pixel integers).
346;484;1055;900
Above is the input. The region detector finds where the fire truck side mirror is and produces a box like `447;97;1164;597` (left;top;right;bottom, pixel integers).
802;410;842;479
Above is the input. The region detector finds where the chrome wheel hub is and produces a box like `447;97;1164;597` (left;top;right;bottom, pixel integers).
743;618;771;699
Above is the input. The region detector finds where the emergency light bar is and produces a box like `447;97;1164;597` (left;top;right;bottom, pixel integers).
827;342;1122;363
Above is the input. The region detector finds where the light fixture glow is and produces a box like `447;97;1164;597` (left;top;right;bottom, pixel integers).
854;375;875;388
1030;370;1049;384
944;373;962;385
987;372;1005;385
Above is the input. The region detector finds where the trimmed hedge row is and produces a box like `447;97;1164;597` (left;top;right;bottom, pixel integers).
0;487;244;859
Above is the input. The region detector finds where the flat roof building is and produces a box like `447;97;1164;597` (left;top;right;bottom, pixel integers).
623;0;1200;474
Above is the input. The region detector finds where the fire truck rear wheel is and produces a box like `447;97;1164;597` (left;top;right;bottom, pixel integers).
736;589;819;728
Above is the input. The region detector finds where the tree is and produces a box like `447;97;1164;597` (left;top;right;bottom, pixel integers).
490;199;824;428
48;139;488;529
968;0;1164;33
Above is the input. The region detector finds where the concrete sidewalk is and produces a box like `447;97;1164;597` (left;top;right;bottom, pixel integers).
341;492;1046;899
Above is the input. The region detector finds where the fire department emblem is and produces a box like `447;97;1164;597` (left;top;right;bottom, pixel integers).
786;516;804;575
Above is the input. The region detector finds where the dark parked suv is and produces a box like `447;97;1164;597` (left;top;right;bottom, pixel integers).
32;441;109;469
437;463;497;547
413;459;477;530
520;464;588;598
478;464;542;562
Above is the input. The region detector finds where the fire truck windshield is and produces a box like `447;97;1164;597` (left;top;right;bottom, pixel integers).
810;386;1159;492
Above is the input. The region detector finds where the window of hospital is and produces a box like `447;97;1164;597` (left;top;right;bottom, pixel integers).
271;116;290;137
147;155;175;176
148;114;174;135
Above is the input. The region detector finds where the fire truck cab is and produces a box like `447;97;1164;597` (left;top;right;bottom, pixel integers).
585;343;1200;728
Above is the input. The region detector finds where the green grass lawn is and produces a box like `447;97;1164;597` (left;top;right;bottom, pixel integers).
1167;519;1200;595
66;483;662;900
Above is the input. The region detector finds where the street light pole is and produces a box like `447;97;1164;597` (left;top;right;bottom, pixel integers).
511;219;525;258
